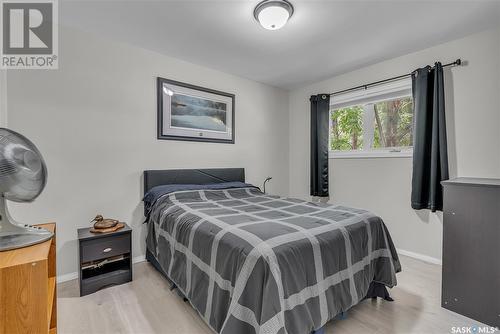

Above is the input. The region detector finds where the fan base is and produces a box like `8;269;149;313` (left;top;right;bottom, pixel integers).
0;223;53;252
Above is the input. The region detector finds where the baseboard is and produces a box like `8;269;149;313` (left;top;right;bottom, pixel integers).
56;271;78;283
397;248;442;265
57;254;147;283
132;255;146;263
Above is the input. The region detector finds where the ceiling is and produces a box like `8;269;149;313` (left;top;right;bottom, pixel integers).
60;0;500;90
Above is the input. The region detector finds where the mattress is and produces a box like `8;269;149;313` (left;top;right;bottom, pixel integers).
145;184;401;334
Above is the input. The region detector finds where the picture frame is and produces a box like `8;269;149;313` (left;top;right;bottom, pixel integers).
157;77;235;144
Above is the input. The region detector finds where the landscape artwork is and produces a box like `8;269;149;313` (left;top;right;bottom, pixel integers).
157;77;235;143
170;94;227;132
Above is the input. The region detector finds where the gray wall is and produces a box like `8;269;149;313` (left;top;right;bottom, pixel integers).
288;28;500;262
5;27;290;277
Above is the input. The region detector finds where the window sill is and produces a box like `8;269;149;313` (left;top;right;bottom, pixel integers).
329;150;413;159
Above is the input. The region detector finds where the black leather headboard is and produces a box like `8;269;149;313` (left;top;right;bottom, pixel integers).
143;168;245;195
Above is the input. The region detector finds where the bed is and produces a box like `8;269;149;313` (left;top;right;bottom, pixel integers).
143;168;401;334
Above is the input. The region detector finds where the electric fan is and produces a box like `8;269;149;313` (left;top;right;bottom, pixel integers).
0;128;52;252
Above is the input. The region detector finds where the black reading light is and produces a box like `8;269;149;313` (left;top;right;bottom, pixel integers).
263;177;272;193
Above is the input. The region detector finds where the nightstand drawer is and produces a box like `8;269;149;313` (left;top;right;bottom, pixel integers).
80;233;130;262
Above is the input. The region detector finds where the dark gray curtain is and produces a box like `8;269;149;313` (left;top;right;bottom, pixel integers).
310;94;330;197
411;62;449;212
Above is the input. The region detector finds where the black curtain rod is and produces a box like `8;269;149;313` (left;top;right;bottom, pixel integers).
329;59;462;96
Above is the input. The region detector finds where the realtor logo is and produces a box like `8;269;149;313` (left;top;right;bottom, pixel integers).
1;0;58;69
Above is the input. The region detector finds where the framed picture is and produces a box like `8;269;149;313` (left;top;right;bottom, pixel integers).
157;77;235;144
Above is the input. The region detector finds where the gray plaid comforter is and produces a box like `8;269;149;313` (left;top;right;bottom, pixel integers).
146;186;401;334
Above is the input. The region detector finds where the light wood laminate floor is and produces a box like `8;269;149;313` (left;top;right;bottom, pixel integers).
58;255;483;334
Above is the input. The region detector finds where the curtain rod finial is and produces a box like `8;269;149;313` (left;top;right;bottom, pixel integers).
456;59;462;66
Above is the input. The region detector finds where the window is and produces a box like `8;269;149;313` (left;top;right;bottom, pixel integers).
329;79;414;158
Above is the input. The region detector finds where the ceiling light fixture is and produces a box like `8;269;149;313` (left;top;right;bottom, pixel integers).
254;0;294;31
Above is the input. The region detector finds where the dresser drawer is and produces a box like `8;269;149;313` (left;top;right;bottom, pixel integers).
80;233;130;262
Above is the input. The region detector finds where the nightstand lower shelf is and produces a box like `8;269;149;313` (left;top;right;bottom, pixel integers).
81;269;132;296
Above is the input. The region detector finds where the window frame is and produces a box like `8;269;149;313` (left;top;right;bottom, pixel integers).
329;78;414;159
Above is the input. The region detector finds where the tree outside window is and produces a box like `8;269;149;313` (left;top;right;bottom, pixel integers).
330;96;413;152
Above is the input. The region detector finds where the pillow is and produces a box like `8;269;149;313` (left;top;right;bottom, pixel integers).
143;182;257;219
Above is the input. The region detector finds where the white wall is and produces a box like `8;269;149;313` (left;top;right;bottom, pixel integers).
0;70;6;126
6;27;290;276
289;28;500;262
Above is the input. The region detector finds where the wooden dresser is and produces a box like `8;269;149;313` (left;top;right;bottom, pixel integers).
442;179;500;327
0;223;57;334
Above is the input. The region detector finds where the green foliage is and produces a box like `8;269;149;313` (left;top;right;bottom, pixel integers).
330;96;413;151
330;106;363;150
373;97;413;148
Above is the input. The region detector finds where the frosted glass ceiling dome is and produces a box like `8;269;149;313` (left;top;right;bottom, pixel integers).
254;0;294;30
